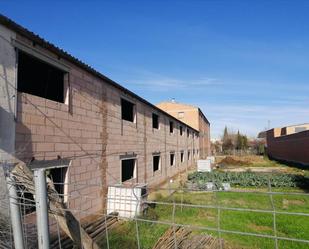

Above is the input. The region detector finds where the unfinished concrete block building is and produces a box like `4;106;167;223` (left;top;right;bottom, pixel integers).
0;15;209;219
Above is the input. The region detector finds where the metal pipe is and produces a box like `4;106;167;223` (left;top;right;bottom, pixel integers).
5;170;25;249
34;169;50;249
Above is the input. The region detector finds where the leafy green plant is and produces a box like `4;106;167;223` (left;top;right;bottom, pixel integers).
187;171;309;190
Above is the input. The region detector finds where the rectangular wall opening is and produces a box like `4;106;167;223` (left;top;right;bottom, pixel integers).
121;158;136;182
180;151;184;163
169;121;174;133
170;153;175;166
121;98;135;122
153;155;160;172
17;51;66;103
152;113;159;129
180;126;183;136
188;151;191;161
187;129;190;137
48;167;68;202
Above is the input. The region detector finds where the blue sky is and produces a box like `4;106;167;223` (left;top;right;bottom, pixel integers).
1;1;309;138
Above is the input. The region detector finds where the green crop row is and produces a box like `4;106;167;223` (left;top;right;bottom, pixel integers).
187;171;309;190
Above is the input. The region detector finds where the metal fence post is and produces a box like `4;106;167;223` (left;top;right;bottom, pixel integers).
34;168;50;249
4;163;25;249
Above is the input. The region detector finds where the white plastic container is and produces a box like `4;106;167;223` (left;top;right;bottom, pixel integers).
107;184;148;218
197;159;212;172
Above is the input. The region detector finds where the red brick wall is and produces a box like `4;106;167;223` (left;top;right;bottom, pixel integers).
267;129;309;166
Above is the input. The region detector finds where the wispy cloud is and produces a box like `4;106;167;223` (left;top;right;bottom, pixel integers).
123;71;221;92
115;69;309;139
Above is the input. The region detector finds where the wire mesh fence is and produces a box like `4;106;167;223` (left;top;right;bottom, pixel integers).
1;167;309;249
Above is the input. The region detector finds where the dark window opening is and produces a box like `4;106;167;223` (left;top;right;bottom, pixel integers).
153;155;160;172
188;151;191;160
152;113;159;129
121;99;135;122
48;167;68;197
170;121;174;133
170;153;175;166
180;126;183;136
122;158;136;182
17;51;65;103
187;129;190;137
180;152;184;163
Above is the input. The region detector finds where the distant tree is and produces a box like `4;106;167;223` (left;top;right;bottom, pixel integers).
223;126;228;142
236;130;242;150
242;135;248;150
222;138;233;153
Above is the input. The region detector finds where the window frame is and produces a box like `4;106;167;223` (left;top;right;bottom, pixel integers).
120;157;137;183
152;113;160;129
48;166;69;203
170;152;175;166
17;50;70;104
121;98;136;123
152;154;161;173
169;121;174;134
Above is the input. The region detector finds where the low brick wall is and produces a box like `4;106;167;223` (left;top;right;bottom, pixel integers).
267;129;309;166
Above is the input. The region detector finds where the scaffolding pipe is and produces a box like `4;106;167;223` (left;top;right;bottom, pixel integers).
34;169;50;249
5;169;25;249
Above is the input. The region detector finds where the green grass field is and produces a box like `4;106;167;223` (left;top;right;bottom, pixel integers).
98;189;309;249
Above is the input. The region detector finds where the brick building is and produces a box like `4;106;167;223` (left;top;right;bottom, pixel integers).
156;101;210;158
266;123;309;166
0;15;202;218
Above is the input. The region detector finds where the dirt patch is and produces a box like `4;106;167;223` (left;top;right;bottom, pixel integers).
282;199;305;209
219;156;252;166
248;223;272;232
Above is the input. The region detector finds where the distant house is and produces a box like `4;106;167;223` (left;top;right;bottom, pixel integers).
156;100;210;159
